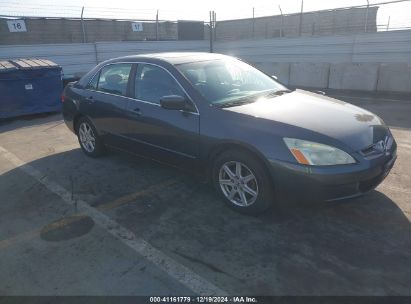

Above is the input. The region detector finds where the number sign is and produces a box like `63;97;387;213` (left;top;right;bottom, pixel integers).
131;22;143;32
7;20;27;32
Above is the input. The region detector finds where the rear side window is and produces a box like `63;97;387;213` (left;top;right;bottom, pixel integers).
96;63;132;96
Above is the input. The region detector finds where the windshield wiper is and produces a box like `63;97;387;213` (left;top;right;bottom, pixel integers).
263;89;292;97
214;98;256;108
213;89;292;108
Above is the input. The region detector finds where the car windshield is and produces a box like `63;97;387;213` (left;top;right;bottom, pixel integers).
176;58;288;106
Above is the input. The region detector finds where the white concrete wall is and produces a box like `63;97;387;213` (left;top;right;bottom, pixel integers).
0;30;410;93
0;43;97;76
0;40;209;77
329;63;379;91
215;30;411;92
289;63;330;88
377;63;411;93
95;41;208;62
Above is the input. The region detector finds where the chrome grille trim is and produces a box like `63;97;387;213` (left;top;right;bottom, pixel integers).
360;135;393;157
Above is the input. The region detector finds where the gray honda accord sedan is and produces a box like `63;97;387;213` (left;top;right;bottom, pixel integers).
62;52;397;214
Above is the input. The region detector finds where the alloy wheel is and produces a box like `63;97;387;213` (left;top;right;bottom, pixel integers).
78;122;96;153
218;161;259;207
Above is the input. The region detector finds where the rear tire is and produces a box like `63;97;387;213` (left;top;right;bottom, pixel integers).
76;117;105;157
212;149;274;215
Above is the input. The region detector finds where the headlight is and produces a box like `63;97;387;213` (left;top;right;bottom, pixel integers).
283;138;356;166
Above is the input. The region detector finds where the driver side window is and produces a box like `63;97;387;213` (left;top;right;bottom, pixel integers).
135;64;184;104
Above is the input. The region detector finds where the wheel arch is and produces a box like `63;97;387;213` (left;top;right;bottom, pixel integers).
73;113;85;134
206;142;275;185
73;113;98;135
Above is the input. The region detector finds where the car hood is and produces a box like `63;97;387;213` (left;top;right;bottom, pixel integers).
223;90;385;151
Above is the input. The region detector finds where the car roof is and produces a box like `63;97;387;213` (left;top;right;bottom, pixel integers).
111;52;232;65
77;52;234;88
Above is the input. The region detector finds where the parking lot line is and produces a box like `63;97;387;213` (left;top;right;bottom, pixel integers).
0;228;41;250
0;216;87;250
1;212;153;253
0;145;227;296
97;179;177;211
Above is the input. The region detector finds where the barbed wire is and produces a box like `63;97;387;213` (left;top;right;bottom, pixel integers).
0;0;410;22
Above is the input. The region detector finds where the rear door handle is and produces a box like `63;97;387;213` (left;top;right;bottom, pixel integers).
132;107;142;116
85;96;94;102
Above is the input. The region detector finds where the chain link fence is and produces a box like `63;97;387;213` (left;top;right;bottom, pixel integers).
0;0;410;45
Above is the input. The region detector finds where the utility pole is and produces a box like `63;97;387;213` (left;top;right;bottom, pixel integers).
364;0;370;32
81;6;86;43
156;9;159;40
252;7;255;38
279;5;283;38
298;0;304;36
209;11;214;53
213;11;217;41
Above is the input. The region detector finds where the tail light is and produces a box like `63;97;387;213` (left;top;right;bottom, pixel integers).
61;94;65;103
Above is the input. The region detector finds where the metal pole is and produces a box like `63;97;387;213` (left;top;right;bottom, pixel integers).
252;7;255;38
278;5;283;38
209;11;213;53
364;0;370;32
213;11;217;41
156;9;159;41
81;6;86;43
298;0;304;36
312;12;317;36
386;16;391;31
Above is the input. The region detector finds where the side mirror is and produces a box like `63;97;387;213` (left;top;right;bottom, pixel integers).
160;95;186;110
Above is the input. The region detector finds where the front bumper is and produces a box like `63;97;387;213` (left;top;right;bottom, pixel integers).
268;146;397;202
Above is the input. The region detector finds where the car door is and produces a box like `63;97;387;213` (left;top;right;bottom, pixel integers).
125;63;200;166
82;63;133;146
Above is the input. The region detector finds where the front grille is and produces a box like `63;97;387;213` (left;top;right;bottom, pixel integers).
361;134;394;157
361;145;375;156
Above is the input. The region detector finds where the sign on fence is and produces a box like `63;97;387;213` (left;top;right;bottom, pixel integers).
131;22;143;32
7;20;27;32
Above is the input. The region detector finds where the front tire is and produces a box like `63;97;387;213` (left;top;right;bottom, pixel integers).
76;117;105;157
212;150;274;215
